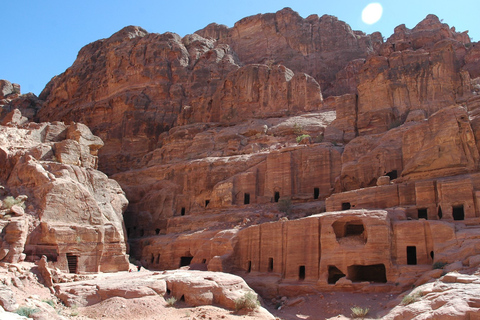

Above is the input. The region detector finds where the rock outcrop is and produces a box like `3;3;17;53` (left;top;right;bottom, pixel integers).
196;7;383;96
55;269;259;311
383;272;480;319
0;119;129;272
37;26;241;175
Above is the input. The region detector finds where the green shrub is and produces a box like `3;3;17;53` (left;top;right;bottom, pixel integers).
16;306;39;317
401;292;423;305
402;294;416;305
293;123;303;134
235;292;260;311
2;196;15;209
296;134;311;143
166;297;177;307
70;304;79;316
351;306;370;318
2;196;26;210
42;299;55;307
277;198;292;215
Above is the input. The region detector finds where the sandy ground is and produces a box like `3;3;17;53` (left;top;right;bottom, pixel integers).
60;291;397;320
266;291;397;320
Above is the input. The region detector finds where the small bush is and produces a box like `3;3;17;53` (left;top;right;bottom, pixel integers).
351;306;370;318
296;134;311;144
16;306;39;317
401;292;423;305
401;294;416;305
235;292;260;312
42;299;55;308
166;297;177;307
2;196;26;210
70;304;79;316
277;198;292;215
433;261;448;269
2;196;15;209
293;123;303;134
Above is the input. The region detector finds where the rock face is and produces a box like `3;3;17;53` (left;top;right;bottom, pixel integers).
337;105;479;192
36;27;242;175
36;8;383;177
0;120;129;272
139;207;480;299
196;7;383;97
329;14;473;138
4;8;480;319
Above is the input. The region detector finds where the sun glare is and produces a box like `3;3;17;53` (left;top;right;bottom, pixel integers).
362;3;383;25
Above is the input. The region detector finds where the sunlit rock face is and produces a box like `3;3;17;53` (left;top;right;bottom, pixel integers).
4;9;480;313
0;118;129;272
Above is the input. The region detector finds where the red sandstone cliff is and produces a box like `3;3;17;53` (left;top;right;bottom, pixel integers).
2;8;480;319
0;81;129;272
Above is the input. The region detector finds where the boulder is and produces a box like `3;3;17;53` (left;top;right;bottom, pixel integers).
0;80;14;99
1;109;27;127
55;270;257;311
0;285;18;312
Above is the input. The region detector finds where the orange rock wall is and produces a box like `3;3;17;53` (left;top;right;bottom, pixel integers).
117;144;341;238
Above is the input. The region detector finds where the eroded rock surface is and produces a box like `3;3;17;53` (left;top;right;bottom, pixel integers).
2;7;480;320
0;121;129;272
55;269;260;311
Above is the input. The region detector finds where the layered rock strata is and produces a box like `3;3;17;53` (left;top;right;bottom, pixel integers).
2;9;480;313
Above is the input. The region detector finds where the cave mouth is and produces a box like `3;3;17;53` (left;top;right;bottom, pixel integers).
453;204;464;220
386;170;398;180
244;193;250;205
347;264;387;283
328;265;346;284
299;266;306;280
268;257;274;272
274;192;280;203
180;256;193;267
407;246;417;265
341;202;351;210
417;208;428;220
332;219;366;244
66;253;78;274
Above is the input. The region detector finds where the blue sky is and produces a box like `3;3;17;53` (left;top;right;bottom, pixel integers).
1;0;478;96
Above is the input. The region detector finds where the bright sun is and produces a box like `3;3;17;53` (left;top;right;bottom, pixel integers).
362;3;383;25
